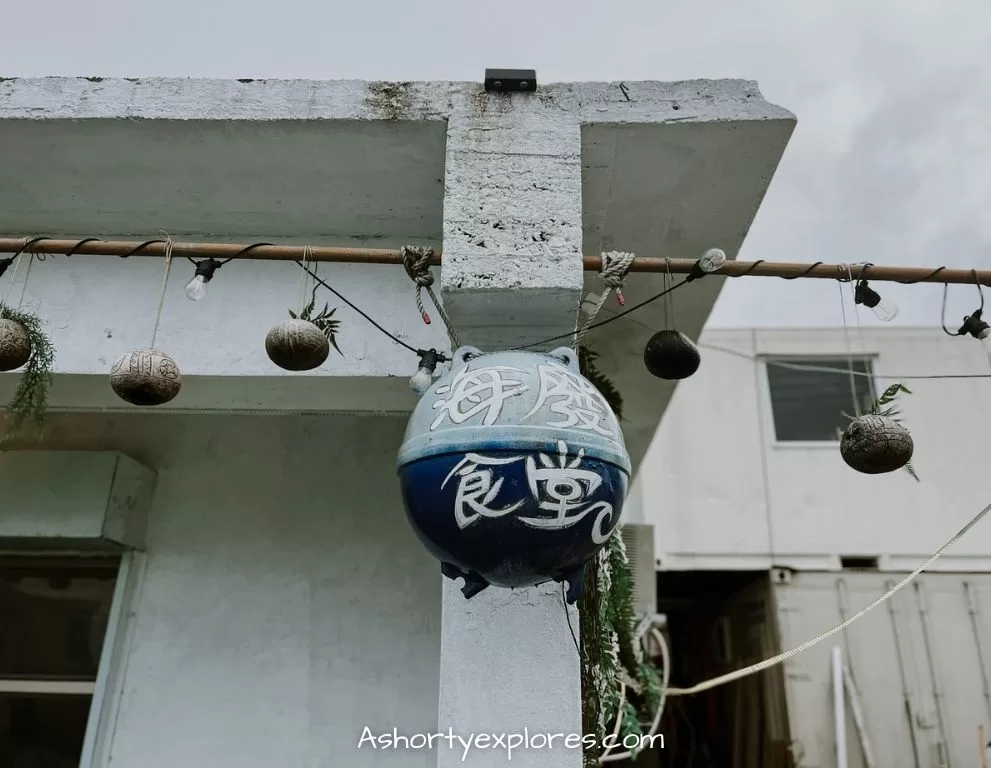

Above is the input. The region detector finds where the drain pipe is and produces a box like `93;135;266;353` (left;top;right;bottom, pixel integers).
833;646;848;768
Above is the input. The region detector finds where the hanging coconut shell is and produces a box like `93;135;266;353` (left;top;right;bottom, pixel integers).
643;329;701;380
840;414;913;474
265;319;330;371
109;349;182;406
0;318;31;372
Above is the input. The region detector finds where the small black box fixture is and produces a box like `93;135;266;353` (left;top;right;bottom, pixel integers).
484;69;537;92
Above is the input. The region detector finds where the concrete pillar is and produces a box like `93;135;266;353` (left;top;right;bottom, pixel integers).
435;89;585;767
441;87;584;351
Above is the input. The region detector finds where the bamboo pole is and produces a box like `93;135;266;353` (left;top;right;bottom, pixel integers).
0;237;988;286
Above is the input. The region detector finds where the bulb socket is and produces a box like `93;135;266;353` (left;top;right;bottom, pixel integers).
854;280;881;309
959;309;990;339
193;258;223;282
416;348;441;374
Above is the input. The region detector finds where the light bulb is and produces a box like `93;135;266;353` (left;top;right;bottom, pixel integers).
868;298;898;322
698;248;727;273
854;280;898;322
410;366;433;394
410;349;442;394
185;274;208;301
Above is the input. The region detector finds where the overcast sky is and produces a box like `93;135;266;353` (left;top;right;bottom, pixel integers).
0;0;988;328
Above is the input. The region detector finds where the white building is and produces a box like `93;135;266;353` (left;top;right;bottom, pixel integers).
0;76;794;767
633;326;991;767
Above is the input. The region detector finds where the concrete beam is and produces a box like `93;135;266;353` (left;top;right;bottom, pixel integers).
440;88;584;350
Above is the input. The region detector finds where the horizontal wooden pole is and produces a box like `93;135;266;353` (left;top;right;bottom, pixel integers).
0;237;987;286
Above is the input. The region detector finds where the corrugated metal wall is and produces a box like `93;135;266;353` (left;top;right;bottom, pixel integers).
773;571;991;768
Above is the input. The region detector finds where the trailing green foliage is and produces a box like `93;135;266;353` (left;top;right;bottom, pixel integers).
289;295;343;355
578;347;663;764
0;304;54;432
578;345;623;420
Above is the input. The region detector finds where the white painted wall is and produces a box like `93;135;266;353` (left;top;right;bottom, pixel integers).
21;412;442;768
636;327;991;571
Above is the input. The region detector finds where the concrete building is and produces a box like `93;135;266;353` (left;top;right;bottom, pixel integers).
0;77;793;766
631;326;991;766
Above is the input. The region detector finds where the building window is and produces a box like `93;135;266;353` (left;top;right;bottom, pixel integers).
0;556;120;768
765;357;876;442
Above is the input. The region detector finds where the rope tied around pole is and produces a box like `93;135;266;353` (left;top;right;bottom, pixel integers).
574;251;636;347
401;245;435;324
400;245;460;350
600;251;636;306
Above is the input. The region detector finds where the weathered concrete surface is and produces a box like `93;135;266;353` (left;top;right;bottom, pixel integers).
0;76;794;463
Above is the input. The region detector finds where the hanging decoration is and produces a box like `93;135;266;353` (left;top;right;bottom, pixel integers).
840;383;916;477
641;253;720;379
396;345;631;604
110;238;182;406
266;253;342;371
642;329;700;379
0;316;31;372
0;250;56;433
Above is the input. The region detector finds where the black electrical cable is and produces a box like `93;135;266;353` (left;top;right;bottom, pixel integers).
514;276;695;351
296;261;445;360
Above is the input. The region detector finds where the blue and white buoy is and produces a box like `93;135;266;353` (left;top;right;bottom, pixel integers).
396;345;631;603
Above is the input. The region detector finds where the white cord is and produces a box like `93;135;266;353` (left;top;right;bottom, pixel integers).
297;245;311;314
600;626;670;763
149;237;174;349
2;240;27;308
667;498;991;697
574;251;636;347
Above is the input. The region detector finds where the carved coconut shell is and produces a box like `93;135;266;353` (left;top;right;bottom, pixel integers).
0;318;31;372
643;329;700;380
110;349;182;406
265;319;330;371
840;414;913;474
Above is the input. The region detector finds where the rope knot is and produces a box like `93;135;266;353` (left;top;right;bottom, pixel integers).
600;251;635;305
401;246;435;323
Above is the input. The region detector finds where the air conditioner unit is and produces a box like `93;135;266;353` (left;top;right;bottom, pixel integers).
621;523;657;618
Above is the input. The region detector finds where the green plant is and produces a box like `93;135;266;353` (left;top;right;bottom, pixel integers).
843;382;919;481
0;304;54;432
578;345;622;420
580;534;664;766
289;296;342;355
576;345;661;763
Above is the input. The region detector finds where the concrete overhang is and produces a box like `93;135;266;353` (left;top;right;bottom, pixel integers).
0;78;794;466
578;82;796;470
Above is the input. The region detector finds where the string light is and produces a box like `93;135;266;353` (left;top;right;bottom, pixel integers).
958;310;990;340
853;278;898;321
688;247;726;279
410;349;442;394
184;258;224;301
942;270;987;341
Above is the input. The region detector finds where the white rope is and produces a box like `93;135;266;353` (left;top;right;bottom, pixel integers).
297;245;312;314
574;251;635;347
667;497;991;697
149;237;174;349
401;245;460;349
837;265;860;416
2;238;28;308
16;253;35;310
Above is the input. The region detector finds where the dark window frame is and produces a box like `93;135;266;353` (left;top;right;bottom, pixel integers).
763;356;878;443
0;555;123;768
